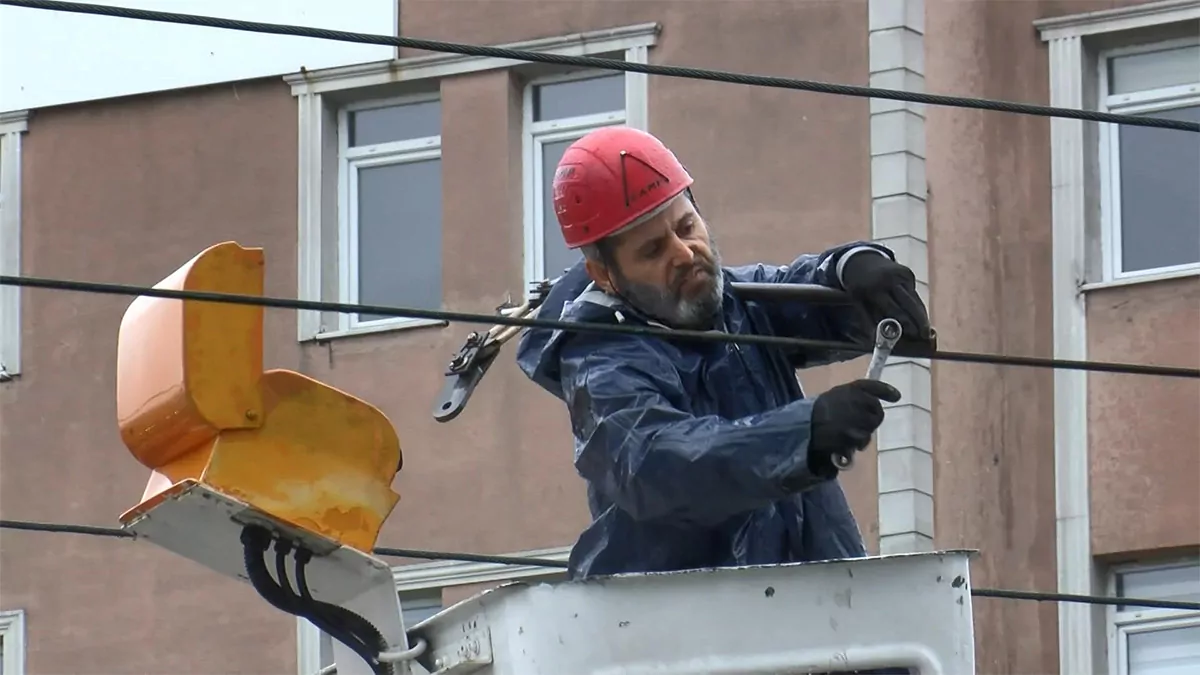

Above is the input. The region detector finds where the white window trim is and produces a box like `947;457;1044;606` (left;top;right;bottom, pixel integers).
0;608;27;675
295;545;569;675
286;24;660;343
1106;559;1200;675
0;110;28;381
1035;4;1200;675
521;56;650;290
334;92;444;336
1097;36;1200;285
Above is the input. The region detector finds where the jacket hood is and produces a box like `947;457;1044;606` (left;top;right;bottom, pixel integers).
515;261;630;401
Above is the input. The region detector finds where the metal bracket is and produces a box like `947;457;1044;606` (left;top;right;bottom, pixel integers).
416;609;494;674
432;279;557;423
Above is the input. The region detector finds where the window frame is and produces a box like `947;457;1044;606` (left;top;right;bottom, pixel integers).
523;71;628;289
0;111;28;381
335;92;445;335
0;609;26;675
520;51;650;294
287;23;659;343
1097;36;1200;283
1106;558;1200;675
1035;4;1200;674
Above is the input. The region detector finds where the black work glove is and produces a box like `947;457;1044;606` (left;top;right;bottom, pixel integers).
808;379;902;476
841;252;933;341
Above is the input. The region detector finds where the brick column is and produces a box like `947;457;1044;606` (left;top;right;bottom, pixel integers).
868;0;934;554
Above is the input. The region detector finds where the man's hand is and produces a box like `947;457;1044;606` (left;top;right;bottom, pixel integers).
841;252;933;341
807;379;901;475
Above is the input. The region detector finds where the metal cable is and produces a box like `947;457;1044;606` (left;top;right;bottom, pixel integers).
3;273;1197;379
0;518;569;568
970;587;1200;612
3;0;1198;133
3;0;1199;626
5;518;1198;612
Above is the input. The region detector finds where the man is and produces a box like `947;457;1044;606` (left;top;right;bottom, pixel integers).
516;126;932;581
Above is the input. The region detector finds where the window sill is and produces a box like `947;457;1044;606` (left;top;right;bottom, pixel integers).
1080;267;1200;293
305;318;449;343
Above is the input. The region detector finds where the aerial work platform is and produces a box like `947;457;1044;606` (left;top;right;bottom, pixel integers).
408;550;976;674
113;241;976;675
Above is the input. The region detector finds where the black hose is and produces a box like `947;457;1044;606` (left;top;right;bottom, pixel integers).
240;526;382;672
292;546;398;675
275;538;384;673
240;526;302;614
293;548;400;674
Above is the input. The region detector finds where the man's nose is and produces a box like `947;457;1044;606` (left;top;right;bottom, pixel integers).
667;234;695;267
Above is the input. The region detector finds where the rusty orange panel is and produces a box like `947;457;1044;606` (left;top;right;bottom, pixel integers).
203;370;403;553
116;241;265;473
117;241;403;554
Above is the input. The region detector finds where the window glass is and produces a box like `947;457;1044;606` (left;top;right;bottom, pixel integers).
1109;45;1200;95
1117;562;1200;611
541;138;584;278
1127;623;1200;675
533;74;625;121
355;158;443;322
1116;105;1200;273
350;100;441;146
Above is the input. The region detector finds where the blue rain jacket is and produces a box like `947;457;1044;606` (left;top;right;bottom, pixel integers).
516;241;894;580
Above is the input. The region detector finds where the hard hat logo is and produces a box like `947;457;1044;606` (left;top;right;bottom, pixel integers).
618;150;672;209
552;126;694;249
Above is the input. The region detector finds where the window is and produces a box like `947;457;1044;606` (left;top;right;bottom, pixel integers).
0;609;26;675
0;111;26;380
336;95;444;333
523;72;635;287
1099;39;1200;280
1109;559;1200;675
289;23;657;342
1038;6;1200;673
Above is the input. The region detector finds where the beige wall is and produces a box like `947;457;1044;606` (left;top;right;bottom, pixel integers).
388;0;884;554
1087;276;1200;558
925;1;1198;673
0;78;301;674
2;1;1193;673
926;1;1061;672
0;1;878;672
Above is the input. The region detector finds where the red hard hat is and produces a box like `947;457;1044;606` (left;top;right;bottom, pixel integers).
552;126;694;249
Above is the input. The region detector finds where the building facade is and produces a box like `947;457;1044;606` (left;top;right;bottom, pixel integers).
0;1;1196;673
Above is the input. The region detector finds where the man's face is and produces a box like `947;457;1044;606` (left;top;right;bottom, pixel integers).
585;193;724;330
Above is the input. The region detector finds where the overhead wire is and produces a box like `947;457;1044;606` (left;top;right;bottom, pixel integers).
0;4;1197;381
5;518;1200;613
2;273;1197;379
3;0;1200;648
0;518;568;569
2;0;1199;133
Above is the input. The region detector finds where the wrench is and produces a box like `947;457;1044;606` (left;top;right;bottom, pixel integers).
831;317;903;470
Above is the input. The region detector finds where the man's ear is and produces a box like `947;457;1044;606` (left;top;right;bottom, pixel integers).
584;258;615;294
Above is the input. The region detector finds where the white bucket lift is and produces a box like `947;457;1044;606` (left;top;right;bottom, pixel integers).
408;550;977;675
113;241;976;675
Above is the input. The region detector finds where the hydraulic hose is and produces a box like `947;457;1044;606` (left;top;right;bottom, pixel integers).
240;526;388;673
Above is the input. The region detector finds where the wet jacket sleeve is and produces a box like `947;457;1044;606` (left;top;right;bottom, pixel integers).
729;241;895;368
560;334;834;528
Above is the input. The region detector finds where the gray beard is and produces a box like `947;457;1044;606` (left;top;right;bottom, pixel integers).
611;247;725;331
